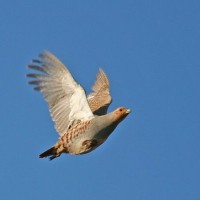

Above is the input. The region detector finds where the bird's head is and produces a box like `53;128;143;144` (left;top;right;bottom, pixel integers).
113;107;131;124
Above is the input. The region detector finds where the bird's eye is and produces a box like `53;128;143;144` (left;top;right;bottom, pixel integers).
119;108;123;112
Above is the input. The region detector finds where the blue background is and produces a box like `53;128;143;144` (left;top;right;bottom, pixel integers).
1;1;200;199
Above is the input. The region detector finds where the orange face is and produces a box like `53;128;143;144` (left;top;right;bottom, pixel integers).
114;107;131;124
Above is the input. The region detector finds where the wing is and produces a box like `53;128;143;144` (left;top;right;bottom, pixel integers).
27;50;94;136
87;68;112;115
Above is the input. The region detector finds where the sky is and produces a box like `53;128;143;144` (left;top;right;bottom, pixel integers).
0;0;200;199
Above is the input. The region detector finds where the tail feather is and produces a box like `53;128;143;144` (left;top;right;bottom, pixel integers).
39;146;60;160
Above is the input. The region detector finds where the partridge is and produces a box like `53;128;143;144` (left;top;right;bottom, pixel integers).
27;50;131;160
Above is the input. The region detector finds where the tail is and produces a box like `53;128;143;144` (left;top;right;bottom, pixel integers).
39;146;60;160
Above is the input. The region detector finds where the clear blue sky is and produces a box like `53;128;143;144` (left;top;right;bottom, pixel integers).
1;0;200;199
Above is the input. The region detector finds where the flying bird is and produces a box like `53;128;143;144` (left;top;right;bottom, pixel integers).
27;50;131;160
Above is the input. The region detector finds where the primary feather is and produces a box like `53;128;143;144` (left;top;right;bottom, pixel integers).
28;50;94;136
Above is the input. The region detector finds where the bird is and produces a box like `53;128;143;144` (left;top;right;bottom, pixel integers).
27;50;131;160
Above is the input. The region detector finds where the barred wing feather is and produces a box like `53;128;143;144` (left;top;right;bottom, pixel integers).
87;68;112;115
27;50;94;136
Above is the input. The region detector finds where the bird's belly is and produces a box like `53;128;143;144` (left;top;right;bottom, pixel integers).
65;123;113;155
67;137;104;155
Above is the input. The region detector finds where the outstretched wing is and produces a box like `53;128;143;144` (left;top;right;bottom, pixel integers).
87;68;112;115
27;50;94;136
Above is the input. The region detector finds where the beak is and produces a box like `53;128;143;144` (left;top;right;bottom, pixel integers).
126;108;131;114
